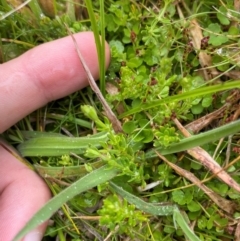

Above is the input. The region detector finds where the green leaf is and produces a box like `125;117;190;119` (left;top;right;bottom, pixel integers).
202;95;212;107
110;182;176;216
228;26;239;35
217;6;230;25
187;201;201;212
35;160;105;178
122;121;137;134
146;119;240;157
127;57;142;68
110;40;125;55
105;14;118;31
198;216;207;229
122;28;131;43
209;34;229;46
84;0;106;95
191;97;201;105
206;23;229;46
138;119;150;128
134;129;154;143
190;161;202;170
173;209;201;241
119;80;240;118
191;103;203;114
18;132;109;156
207;23;222;33
212;55;230;72
172;190;193;205
142;129;154;143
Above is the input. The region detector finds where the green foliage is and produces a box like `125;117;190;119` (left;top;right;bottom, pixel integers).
2;0;240;240
172;189;193;205
205;23;229;46
98;194;147;234
70;191;100;208
85;131;148;185
158;163;176;187
197;207;228;231
217;6;230;25
57;155;72;166
154;125;180;147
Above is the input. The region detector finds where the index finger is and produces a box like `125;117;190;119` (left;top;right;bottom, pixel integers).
0;32;110;133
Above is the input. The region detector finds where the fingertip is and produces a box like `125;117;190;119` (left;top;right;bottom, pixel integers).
0;32;111;132
21;31;109;101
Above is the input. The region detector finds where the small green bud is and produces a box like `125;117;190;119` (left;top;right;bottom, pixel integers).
81;105;99;122
81;105;107;129
85;147;101;159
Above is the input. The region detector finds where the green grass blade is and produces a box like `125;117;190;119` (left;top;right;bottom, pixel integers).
110;182;176;216
0;0;12;10
13;165;119;241
119;80;240;118
46;113;92;129
111;182;201;240
173;208;201;241
28;0;44;19
146;119;240;158
99;0;105;94
84;0;106;95
20;131;65;139
66;0;76;21
18;131;109;156
35;160;105;178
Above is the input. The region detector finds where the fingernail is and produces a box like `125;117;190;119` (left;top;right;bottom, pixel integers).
24;231;43;241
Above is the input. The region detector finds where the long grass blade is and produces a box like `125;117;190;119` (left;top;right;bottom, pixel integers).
35;160;105;178
119;80;240;118
146;119;240;158
99;0;105;94
84;0;106;95
27;0;43;19
110;182;176;216
110;182;201;240
173;209;201;241
18;131;109;156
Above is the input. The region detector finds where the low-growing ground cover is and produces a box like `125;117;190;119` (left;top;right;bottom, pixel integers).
1;0;240;240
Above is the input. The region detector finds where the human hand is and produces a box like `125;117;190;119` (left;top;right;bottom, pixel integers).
0;32;110;241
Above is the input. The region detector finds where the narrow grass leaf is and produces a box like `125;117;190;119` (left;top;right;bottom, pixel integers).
35;160;105;178
84;0;106;95
110;182;201;240
173;208;201;241
46;113;92;129
28;0;44;19
110;181;176;216
66;0;76;21
119;80;240;118
66;27;122;133
146;119;240;158
13;165;119;241
20;131;66;139
18;131;109;156
99;0;106;94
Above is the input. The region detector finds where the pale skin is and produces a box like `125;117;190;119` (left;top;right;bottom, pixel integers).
0;32;110;241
